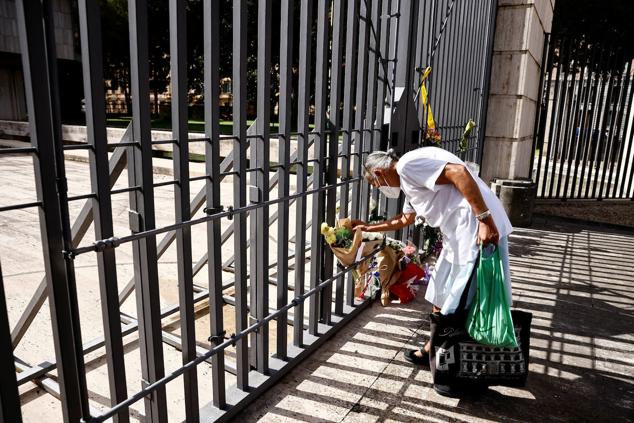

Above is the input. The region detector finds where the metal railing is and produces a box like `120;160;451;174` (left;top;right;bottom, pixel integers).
0;1;498;422
532;34;634;200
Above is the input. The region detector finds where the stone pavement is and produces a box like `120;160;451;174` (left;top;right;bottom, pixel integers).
237;219;634;422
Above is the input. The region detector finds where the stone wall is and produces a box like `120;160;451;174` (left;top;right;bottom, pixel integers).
481;0;555;183
0;0;76;60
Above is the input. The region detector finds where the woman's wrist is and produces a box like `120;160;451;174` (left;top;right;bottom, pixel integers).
475;209;491;221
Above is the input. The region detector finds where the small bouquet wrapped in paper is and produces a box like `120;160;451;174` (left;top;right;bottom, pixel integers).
321;218;401;306
320;218;384;269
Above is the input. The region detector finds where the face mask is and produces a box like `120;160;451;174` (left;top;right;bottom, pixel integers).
373;173;400;198
379;186;401;198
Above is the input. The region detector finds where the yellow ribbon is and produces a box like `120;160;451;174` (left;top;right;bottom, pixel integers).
419;66;436;130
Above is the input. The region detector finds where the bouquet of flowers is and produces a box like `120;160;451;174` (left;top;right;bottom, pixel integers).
320;218;384;269
322;218;402;305
384;240;427;304
423;127;442;145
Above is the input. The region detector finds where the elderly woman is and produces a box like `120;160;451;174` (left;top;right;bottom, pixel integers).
354;146;513;366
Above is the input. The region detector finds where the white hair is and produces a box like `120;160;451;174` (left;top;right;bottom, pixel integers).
363;149;399;181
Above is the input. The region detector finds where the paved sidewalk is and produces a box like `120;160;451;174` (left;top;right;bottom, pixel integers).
237;220;634;422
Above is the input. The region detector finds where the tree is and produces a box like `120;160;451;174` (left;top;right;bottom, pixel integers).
552;0;634;71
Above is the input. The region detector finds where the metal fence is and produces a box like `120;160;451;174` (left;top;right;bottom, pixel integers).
532;34;634;200
0;0;497;422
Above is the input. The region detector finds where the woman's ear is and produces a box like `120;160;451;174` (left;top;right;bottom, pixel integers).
373;169;384;178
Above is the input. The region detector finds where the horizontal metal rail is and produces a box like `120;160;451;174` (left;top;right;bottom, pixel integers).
88;245;384;422
70;177;361;257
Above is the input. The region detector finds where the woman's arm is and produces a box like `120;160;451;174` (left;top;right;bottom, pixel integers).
352;213;416;232
436;163;499;245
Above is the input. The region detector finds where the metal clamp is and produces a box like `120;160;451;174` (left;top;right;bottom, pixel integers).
203;205;224;215
208;330;226;345
291;296;305;306
228;333;237;347
93;236;121;252
226;206;235;220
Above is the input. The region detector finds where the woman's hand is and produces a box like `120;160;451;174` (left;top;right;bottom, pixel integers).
351;219;367;230
477;217;499;246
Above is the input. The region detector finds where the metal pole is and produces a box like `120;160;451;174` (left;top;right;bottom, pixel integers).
0;261;21;422
340;0;360;307
311;0;329;329
127;0;168;419
232;0;249;390
328;0;346;316
77;1;129;421
295;0;314;344
15;1;89;420
168;0;199;419
276;0;294;358
203;0;226;408
252;0;272;371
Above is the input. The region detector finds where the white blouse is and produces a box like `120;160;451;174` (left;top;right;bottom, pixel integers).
396;147;513;265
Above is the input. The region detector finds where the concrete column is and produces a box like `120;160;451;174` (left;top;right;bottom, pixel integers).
481;0;555;183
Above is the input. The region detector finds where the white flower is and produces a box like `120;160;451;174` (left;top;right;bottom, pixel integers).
369;198;377;212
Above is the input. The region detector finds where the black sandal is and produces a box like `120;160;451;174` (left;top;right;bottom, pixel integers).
404;349;430;366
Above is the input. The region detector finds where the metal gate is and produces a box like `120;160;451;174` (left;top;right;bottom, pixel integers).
532;34;634;200
0;0;497;421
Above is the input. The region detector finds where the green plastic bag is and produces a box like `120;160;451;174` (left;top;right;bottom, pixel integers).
466;245;518;347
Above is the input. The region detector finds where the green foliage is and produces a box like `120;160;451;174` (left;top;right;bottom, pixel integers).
552;0;634;70
334;226;353;248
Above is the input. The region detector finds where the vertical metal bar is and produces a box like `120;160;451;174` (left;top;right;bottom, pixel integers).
576;45;604;198
375;0;390;146
585;52;614;198
127;1;168;419
555;42;581;198
623;113;634;198
592;51;618;198
77;1;129;421
295;0;313;345
311;0;329;330
548;39;574;198
598;52;628;199
328;0;346;317
15;1;88;421
541;38;567;198
386;0;401;141
252;0;272;371
203;0;226;407
232;0;249;389
352;0;372;223
466;0;481;158
424;0;438;133
44;0;92;417
558;44;582;198
276;0;294;357
535;36;555;194
0;262;22;423
530;32;550;179
373;0;390;222
364;0;382;217
435;0;450;144
561;40;589;198
447;0;461;155
571;43;597;198
476;0;498;165
168;0;199;419
611;62;634;198
340;0;359;307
